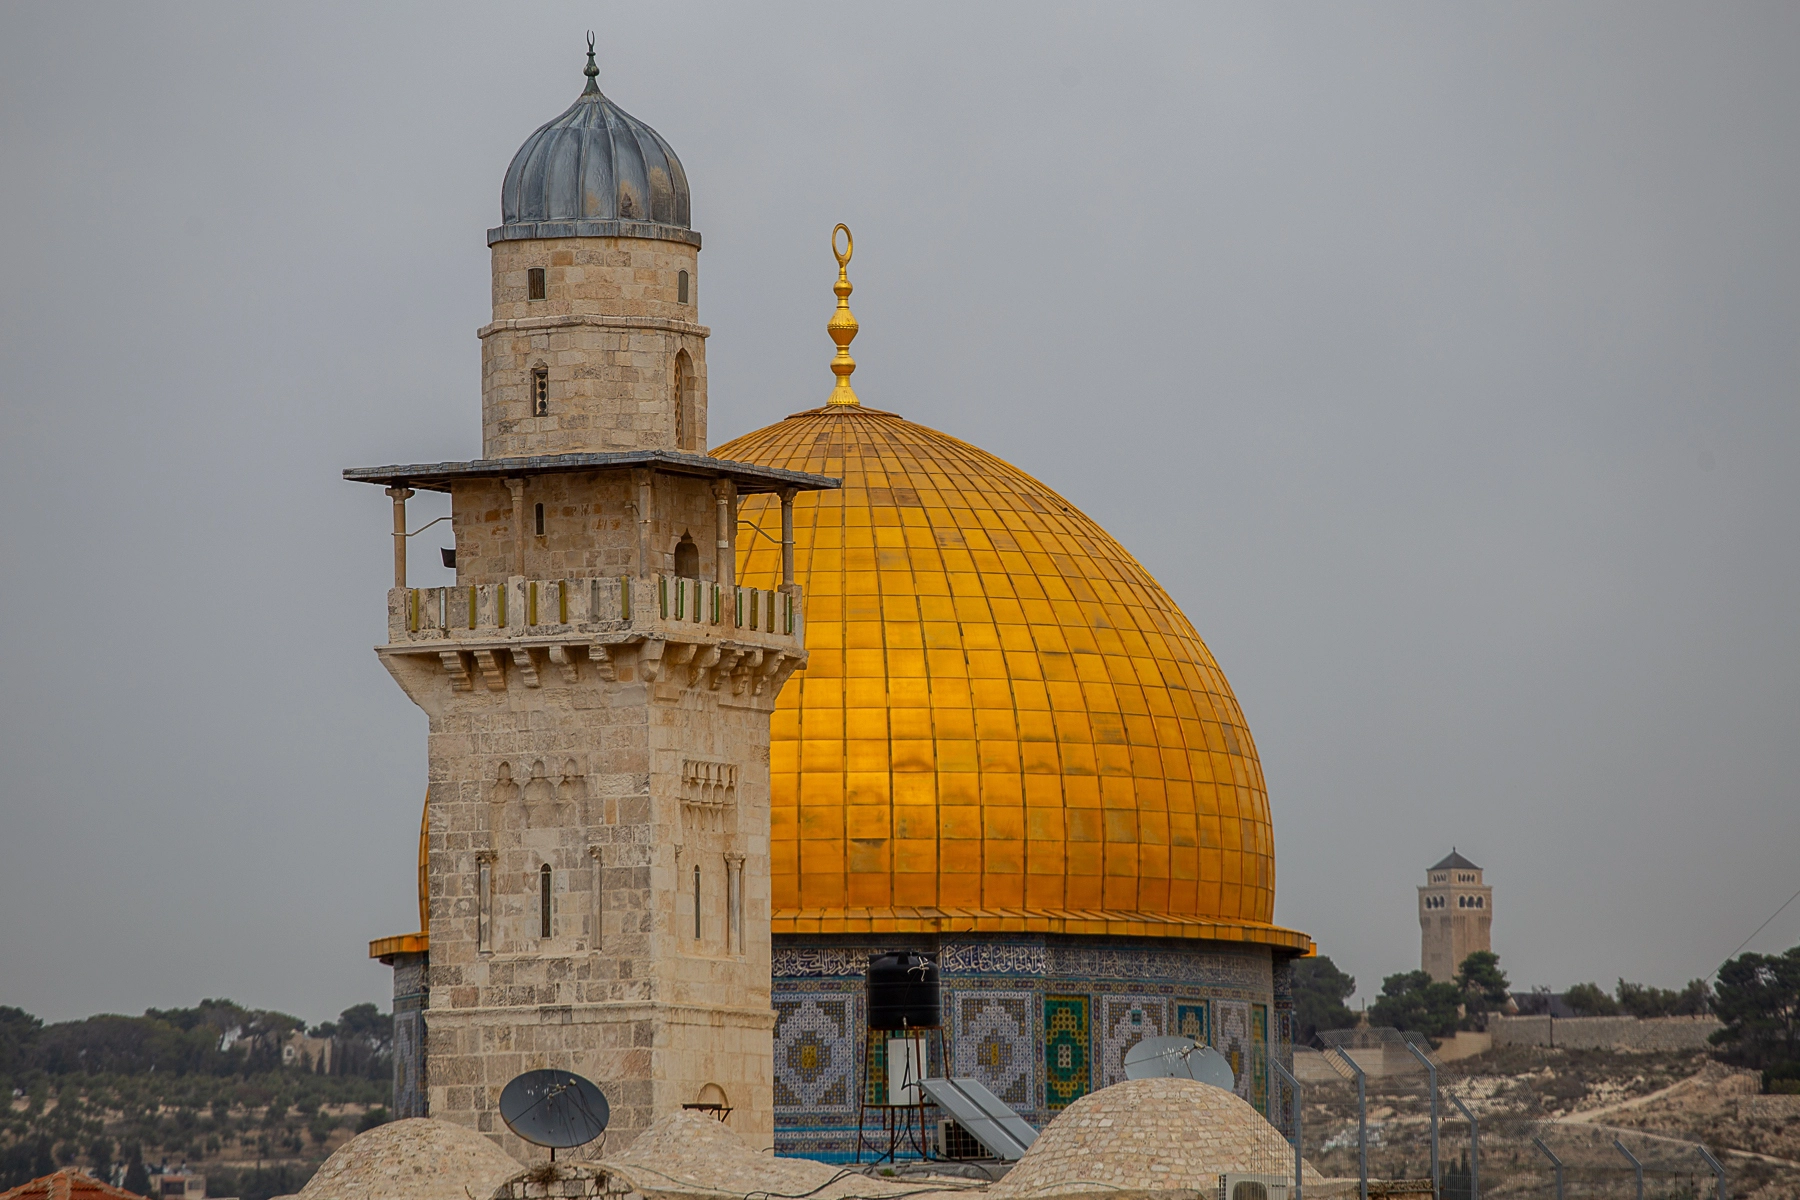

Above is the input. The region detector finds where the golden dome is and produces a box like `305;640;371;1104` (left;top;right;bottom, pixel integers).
719;405;1307;951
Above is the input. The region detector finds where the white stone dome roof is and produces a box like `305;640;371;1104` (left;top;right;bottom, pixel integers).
295;1118;520;1200
990;1078;1322;1198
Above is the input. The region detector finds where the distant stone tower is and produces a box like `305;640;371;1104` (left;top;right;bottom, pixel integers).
352;42;835;1156
1419;850;1492;982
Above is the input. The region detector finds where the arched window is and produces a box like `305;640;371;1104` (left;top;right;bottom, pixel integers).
677;269;690;305
539;864;552;939
673;533;699;579
672;351;694;451
532;366;549;416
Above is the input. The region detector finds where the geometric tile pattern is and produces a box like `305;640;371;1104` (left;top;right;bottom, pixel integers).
773;993;859;1112
1251;1003;1269;1112
1044;995;1091;1111
1099;995;1167;1088
1214;999;1253;1105
952;990;1034;1108
1175;1001;1210;1045
769;933;1286;1160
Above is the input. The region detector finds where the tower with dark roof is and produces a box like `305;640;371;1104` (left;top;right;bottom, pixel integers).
1419;849;1493;982
349;41;837;1153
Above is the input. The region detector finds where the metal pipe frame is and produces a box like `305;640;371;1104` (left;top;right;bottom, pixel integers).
1532;1137;1565;1200
1695;1144;1727;1200
1401;1039;1440;1197
1614;1137;1644;1200
1325;1045;1368;1200
1270;1056;1303;1200
1447;1093;1479;1200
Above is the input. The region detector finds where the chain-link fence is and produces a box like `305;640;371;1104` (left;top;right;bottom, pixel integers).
1274;1027;1733;1200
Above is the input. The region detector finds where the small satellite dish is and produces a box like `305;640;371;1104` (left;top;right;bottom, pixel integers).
500;1069;610;1156
1123;1036;1236;1091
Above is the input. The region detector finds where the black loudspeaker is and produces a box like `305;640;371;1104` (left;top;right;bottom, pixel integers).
867;951;941;1030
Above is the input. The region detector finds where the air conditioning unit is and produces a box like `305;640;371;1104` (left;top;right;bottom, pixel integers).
937;1118;989;1160
1220;1175;1291;1200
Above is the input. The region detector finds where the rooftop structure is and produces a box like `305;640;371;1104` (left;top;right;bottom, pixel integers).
988;1077;1323;1197
0;1172;151;1200
292;1118;521;1200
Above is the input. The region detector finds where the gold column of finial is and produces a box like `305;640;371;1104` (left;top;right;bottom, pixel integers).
826;223;860;407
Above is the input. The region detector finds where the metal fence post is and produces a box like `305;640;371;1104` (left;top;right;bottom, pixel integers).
1695;1144;1727;1200
1448;1093;1478;1200
1614;1138;1644;1200
1326;1045;1368;1200
1402;1039;1439;1197
1532;1137;1564;1200
1271;1056;1303;1200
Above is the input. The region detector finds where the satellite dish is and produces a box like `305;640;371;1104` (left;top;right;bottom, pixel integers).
1123;1036;1236;1091
500;1069;610;1155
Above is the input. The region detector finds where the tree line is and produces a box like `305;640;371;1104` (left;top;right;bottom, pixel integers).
0;999;396;1198
0;999;393;1082
1289;942;1799;1092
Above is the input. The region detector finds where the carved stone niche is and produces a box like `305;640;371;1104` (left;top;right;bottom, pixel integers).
679;759;737;834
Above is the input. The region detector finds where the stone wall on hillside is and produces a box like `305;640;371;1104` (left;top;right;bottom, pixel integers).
1489;1014;1721;1051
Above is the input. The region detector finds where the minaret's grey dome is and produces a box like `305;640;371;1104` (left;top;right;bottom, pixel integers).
488;45;696;247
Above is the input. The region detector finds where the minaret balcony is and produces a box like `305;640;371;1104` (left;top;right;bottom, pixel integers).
380;575;804;693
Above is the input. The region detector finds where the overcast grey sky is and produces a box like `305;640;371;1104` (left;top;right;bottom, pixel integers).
2;3;1797;1025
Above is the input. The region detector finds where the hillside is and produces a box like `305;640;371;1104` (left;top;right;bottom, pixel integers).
0;1000;393;1200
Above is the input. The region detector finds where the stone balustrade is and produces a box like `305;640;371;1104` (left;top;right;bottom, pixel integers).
379;576;804;695
386;575;801;646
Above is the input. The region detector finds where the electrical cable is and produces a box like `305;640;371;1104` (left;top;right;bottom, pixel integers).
1711;882;1800;978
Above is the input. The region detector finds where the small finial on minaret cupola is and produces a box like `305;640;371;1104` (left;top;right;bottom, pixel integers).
583;32;601;95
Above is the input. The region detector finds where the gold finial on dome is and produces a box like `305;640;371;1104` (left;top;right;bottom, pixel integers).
826;223;860;407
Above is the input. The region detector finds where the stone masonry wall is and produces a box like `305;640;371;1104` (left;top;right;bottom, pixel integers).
380;459;796;1156
449;473;729;586
1488;1014;1722;1051
385;625;783;1155
483;237;707;458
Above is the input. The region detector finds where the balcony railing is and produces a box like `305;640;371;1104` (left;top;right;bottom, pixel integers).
385;576;802;647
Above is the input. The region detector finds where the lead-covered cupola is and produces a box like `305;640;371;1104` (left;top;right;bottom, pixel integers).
492;37;693;245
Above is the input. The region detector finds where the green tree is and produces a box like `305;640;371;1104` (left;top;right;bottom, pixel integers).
1291;956;1358;1045
1616;978;1712;1018
122;1144;150;1196
1710;946;1800;1080
1456;951;1510;1021
1368;971;1463;1039
0;1006;43;1084
87;1138;113;1184
1563;982;1619;1016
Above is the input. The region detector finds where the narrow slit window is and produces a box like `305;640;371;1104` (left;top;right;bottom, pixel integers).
677;269;689;305
693;865;702;940
534;502;545;537
540;864;552;939
477;859;492;953
527;267;546;301
590;849;603;951
532;368;549;416
727;858;742;954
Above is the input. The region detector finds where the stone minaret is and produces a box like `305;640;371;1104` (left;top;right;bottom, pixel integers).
352;42;835;1155
1418;850;1493;982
